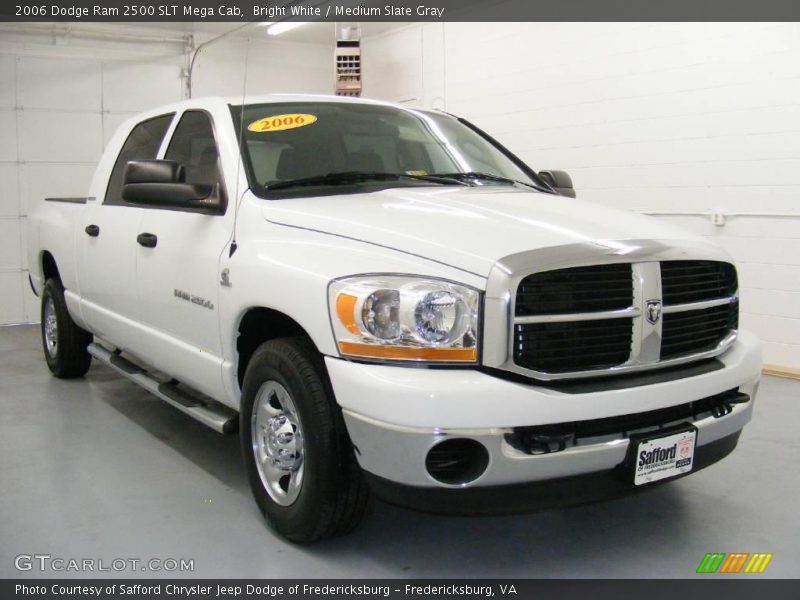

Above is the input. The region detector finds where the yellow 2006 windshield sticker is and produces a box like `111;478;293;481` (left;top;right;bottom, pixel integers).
248;114;317;133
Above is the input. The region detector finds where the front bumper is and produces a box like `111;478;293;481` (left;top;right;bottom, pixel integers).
365;431;743;515
327;330;761;491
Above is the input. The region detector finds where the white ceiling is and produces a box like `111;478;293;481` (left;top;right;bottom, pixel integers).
143;21;411;45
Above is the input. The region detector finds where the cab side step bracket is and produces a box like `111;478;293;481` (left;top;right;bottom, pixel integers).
88;343;238;434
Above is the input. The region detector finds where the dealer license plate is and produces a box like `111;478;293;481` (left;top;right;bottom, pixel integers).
633;428;697;486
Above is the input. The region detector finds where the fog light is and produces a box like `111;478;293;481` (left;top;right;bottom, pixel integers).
425;438;489;485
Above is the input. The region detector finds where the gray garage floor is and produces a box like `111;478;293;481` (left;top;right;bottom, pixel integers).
1;324;798;579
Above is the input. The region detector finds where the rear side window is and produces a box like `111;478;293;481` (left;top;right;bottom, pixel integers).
104;114;174;206
165;111;222;187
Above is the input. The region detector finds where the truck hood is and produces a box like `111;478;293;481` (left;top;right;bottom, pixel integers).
261;186;708;277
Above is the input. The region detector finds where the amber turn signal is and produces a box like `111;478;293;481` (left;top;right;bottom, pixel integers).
338;341;476;362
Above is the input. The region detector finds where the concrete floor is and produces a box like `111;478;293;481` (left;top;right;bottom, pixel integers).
1;324;798;579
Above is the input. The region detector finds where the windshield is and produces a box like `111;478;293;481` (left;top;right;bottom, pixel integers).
231;101;548;198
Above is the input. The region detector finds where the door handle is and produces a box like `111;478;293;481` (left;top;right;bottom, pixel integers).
85;224;100;237
137;233;158;248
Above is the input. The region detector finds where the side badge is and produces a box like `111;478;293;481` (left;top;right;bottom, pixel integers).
220;268;232;288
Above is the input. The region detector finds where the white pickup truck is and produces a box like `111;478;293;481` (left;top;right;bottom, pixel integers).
28;95;761;542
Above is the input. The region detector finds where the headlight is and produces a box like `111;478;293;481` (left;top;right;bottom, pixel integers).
329;276;480;363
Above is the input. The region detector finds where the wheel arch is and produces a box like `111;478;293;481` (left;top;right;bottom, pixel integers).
41;250;60;283
235;307;320;387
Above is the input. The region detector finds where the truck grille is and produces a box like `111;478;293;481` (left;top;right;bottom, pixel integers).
661;260;737;304
514;318;633;372
661;303;739;360
512;260;738;377
660;261;739;360
515;264;633;316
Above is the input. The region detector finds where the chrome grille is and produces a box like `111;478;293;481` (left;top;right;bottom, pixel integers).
661;260;737;304
514;318;633;373
660;260;739;360
510;260;738;379
662;302;739;360
516;264;633;316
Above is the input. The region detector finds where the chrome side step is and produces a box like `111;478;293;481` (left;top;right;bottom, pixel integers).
88;343;238;434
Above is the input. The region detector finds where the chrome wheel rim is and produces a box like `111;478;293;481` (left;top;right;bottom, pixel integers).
43;296;58;359
251;380;304;506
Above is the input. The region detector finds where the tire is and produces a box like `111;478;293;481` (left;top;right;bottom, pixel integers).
240;337;371;543
41;277;93;378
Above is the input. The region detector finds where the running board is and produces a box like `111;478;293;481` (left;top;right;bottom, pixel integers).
88;343;238;434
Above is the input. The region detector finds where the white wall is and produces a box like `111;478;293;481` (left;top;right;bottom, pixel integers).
0;24;332;325
361;22;800;371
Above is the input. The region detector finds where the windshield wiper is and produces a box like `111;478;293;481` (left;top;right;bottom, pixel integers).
265;171;468;192
430;171;545;191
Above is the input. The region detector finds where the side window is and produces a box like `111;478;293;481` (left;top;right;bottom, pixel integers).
104;114;174;206
165;111;223;187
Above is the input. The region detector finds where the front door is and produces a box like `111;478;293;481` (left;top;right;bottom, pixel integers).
135;110;233;400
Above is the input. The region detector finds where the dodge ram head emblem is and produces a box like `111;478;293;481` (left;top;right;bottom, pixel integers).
646;300;662;325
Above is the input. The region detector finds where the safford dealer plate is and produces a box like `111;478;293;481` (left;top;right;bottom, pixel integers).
633;428;697;486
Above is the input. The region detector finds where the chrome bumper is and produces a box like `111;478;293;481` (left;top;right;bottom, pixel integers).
342;376;758;489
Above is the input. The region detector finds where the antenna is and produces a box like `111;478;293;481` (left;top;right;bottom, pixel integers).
230;33;252;257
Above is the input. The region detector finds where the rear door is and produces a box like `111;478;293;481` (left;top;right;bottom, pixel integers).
135;110;234;400
77;113;174;353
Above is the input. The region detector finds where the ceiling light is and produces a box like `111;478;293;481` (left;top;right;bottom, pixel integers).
265;22;309;36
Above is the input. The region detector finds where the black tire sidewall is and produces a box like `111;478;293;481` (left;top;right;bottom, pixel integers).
240;339;345;541
41;279;66;373
41;278;92;378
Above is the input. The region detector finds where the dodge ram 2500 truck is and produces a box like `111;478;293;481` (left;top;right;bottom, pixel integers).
28;95;761;542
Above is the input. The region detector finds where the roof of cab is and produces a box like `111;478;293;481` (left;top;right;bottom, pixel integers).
155;93;424;113
221;93;408;107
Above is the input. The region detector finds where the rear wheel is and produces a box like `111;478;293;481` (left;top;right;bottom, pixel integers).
240;337;371;543
41;278;92;378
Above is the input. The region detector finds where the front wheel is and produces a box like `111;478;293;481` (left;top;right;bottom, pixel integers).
240;337;370;543
41;278;93;378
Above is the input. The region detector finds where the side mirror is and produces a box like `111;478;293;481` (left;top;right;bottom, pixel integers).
539;170;576;198
122;160;216;209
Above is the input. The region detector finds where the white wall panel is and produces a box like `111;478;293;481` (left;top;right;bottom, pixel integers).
363;22;800;370
18;217;27;271
740;289;800;320
18;111;102;163
761;342;799;370
653;215;800;241
0;164;19;217
0;55;15;108
0;218;22;270
18;57;102;111
0;272;24;324
102;60;183;112
738;263;800;293
578;185;800;214
192;38;333;98
362;26;422;103
0;109;17;162
20;163;96;215
421;23;446;110
741;313;800;344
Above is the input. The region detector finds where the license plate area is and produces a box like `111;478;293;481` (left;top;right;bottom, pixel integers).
631;424;697;486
